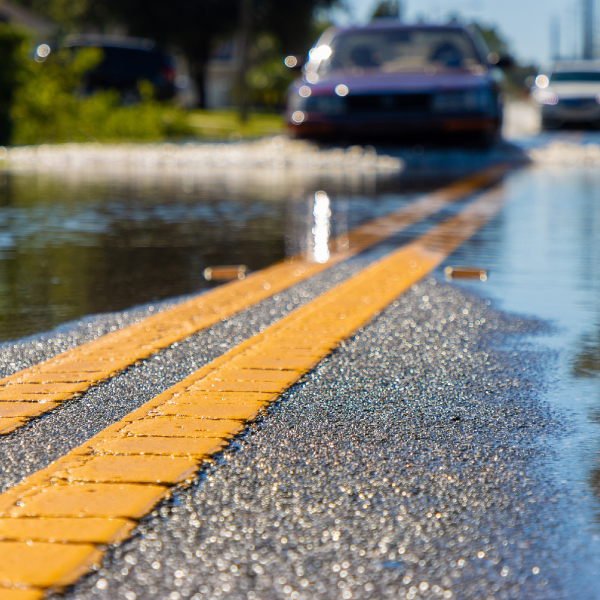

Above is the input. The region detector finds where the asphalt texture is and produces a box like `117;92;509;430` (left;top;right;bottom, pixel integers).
0;259;368;494
0;192;476;494
0;297;186;380
7;133;600;599
44;276;562;600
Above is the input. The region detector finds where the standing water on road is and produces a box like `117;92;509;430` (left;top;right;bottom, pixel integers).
443;136;600;597
0;138;519;343
0;140;410;342
18;135;600;599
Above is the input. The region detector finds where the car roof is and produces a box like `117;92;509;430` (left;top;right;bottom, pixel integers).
63;34;159;52
332;21;469;34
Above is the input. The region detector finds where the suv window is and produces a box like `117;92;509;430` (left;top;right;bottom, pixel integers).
551;72;600;82
95;47;167;82
68;43;175;99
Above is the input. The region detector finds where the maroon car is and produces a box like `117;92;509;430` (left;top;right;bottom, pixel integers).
286;22;506;144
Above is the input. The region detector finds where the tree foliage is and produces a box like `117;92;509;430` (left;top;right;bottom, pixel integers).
472;23;536;95
9;44;192;144
12;0;90;31
94;0;235;105
371;0;401;19
475;24;509;56
252;0;341;53
16;0;341;107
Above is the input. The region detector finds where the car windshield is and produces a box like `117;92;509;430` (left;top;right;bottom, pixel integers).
550;71;600;82
320;28;481;74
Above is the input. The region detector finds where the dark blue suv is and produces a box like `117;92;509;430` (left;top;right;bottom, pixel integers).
63;34;176;101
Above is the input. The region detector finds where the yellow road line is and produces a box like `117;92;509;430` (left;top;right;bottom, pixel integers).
0;184;507;596
0;589;45;600
0;164;510;437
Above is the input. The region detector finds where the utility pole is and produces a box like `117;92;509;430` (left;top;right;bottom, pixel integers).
237;0;252;123
583;0;594;59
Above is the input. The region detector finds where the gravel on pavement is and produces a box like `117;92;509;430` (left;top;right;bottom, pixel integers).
50;277;561;600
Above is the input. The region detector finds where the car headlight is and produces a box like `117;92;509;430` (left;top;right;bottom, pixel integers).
532;88;559;105
432;88;495;112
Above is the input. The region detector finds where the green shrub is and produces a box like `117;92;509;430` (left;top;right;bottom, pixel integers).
0;24;30;144
5;33;193;145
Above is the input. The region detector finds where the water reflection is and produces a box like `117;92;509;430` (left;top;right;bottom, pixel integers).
571;325;600;521
572;327;600;378
445;160;600;584
0;159;457;343
310;191;332;264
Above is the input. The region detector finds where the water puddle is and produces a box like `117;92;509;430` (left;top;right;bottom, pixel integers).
441;152;600;596
0;140;470;343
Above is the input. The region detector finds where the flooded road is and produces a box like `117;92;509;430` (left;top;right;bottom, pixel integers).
0;139;525;343
3;132;600;597
443;146;600;595
0;142;454;342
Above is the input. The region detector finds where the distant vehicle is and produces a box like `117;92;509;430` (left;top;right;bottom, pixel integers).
61;34;177;101
533;60;600;129
285;22;510;144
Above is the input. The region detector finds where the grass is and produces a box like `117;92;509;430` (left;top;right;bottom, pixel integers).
188;109;285;140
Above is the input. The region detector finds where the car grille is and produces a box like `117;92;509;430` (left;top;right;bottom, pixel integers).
346;93;432;113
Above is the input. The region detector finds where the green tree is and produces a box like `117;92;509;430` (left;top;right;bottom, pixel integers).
91;0;239;108
11;0;90;32
11;46;193;144
475;24;509;56
473;23;537;95
86;0;341;108
252;0;342;53
371;0;401;19
13;0;343;108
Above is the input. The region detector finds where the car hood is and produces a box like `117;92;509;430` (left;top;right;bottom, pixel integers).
549;82;600;98
304;70;491;95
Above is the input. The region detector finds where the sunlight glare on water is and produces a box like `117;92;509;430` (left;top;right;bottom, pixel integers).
310;191;332;264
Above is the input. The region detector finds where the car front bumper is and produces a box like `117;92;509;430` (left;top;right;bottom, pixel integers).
541;100;600;124
286;112;500;140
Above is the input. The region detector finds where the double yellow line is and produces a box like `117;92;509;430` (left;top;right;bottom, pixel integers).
0;170;511;598
0;165;508;438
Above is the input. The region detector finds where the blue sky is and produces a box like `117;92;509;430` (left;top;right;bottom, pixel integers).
332;0;590;67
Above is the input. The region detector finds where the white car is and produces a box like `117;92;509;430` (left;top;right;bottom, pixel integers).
533;60;600;128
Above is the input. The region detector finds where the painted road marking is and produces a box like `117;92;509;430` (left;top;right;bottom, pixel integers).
0;588;44;600
0;184;508;595
0;165;511;437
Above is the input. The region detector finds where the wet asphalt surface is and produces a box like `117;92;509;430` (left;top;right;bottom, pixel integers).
6;220;564;599
48;277;559;600
4;133;600;599
0;190;480;493
0;259;366;493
